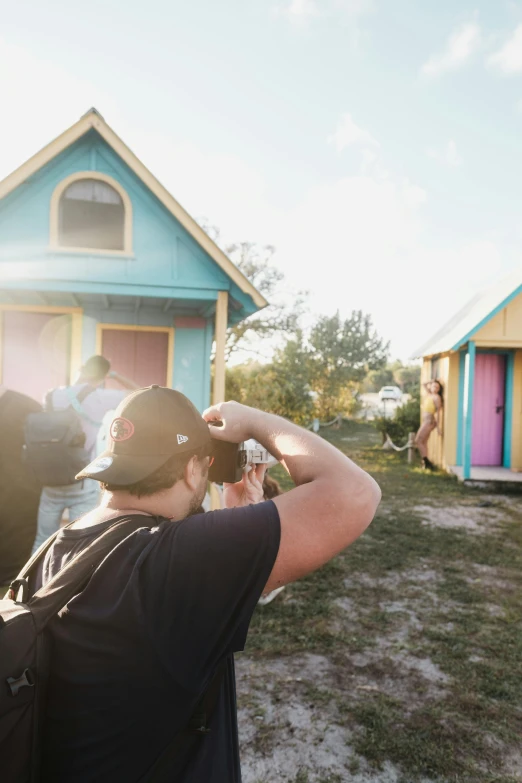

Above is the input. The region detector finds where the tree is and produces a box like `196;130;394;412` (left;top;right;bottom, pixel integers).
226;331;314;425
308;311;389;420
197;220;306;359
363;367;395;393
374;385;420;444
392;363;421;395
224;242;306;358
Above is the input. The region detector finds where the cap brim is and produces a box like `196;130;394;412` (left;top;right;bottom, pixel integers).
76;450;172;485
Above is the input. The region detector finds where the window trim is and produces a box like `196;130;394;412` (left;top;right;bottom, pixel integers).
49;171;133;255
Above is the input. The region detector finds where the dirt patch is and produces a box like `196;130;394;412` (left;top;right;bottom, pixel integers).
413;503;507;533
242;424;522;782
465;562;520;593
237;655;438;783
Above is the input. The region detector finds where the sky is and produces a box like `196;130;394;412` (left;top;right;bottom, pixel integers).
1;0;522;360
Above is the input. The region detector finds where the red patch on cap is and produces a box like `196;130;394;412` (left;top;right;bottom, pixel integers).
110;417;135;442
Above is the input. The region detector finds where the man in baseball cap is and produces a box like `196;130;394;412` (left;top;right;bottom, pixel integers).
77;385;213;492
32;386;380;782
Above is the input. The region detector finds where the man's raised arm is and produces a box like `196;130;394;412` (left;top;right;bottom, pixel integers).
203;402;381;594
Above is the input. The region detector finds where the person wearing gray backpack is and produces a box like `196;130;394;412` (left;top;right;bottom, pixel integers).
29;356;138;554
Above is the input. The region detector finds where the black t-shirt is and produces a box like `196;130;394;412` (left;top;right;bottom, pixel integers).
35;502;280;783
0;389;42;584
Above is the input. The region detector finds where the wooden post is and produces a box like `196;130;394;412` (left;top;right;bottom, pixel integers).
211;291;228;509
407;432;416;464
213;291;228;405
70;311;84;383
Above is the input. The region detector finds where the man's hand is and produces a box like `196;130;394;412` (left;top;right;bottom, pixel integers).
203;401;261;444
223;463;267;508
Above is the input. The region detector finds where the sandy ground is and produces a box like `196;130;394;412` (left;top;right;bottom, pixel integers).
236;494;521;783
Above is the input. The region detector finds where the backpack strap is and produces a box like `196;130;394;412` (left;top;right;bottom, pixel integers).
28;516;153;634
6;521;78;602
66;385;103;427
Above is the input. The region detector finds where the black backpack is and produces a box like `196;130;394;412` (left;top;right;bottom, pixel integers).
0;517;226;783
23;386;97;486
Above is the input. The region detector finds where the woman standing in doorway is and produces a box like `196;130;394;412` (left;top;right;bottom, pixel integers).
416;380;443;471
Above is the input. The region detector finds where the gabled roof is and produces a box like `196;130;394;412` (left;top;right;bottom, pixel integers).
0;108;267;310
411;271;522;358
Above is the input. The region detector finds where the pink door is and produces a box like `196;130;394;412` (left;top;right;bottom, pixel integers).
1;311;71;403
471;354;506;466
101;329;169;388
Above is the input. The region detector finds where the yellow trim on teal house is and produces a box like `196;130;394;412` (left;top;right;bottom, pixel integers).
0;109;268;310
49;171;133;256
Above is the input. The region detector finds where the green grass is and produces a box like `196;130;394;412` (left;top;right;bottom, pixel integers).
245;420;522;783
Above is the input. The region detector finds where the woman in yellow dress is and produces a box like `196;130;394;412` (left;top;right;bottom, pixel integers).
415;380;443;470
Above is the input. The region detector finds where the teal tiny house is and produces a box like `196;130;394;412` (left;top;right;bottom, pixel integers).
0;109;266;410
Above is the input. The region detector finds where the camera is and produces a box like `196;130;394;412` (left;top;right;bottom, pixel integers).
209;438;275;483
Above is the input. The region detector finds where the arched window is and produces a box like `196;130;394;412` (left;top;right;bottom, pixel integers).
58;178;125;250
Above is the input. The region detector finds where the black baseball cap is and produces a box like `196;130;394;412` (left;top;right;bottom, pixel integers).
76;386;213;485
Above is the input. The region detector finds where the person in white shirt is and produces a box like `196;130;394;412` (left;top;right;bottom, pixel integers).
31;356;138;553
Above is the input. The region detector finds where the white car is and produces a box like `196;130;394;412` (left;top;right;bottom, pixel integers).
379;385;402;402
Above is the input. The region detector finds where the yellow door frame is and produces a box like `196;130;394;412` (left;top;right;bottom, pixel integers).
96;323;175;388
0;304;83;385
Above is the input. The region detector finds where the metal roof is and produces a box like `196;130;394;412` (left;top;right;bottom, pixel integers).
411;271;522;358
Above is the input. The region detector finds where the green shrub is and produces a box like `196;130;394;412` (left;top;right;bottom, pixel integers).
374;393;420;445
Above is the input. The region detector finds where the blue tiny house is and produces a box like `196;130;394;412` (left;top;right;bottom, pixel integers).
0;109;266;411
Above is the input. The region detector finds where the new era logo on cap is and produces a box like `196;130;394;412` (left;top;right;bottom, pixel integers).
177;434;189;445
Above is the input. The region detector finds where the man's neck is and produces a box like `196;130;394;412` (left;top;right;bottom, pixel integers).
69;486;193;530
97;487;191;522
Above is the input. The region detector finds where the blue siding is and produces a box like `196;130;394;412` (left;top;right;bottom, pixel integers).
0;126;261;415
173;327;212;412
0;131;255;321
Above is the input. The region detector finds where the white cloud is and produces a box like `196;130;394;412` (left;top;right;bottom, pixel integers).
277;0;372;25
328;113;378;152
427;139;463;167
421;22;481;77
488;24;522;73
283;0;320;20
331;0;373;15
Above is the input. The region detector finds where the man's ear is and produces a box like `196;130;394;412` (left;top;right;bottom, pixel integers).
183;455;200;492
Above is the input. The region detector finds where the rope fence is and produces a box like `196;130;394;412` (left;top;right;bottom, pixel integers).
382;432;417;463
307;414;344;431
307;414;417;464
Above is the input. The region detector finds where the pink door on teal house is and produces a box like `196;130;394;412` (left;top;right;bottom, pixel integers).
471;354;506;466
1;311;71;403
100;328;170;388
